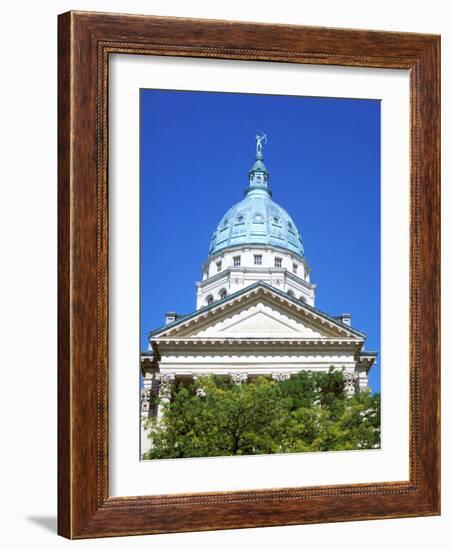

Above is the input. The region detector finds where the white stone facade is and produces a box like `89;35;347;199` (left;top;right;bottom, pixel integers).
141;284;376;456
196;245;315;309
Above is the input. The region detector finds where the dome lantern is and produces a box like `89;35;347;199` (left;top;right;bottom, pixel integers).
245;132;272;197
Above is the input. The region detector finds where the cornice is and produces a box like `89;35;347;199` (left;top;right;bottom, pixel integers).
151;337;363;351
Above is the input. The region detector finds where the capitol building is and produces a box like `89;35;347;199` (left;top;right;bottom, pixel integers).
140;135;377;456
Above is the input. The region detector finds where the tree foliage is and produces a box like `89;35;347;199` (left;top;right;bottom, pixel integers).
143;369;380;460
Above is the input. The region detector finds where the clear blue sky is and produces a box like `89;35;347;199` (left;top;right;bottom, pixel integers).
140;89;381;393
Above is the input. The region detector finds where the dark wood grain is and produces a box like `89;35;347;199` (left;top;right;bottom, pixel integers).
57;11;71;538
58;11;440;539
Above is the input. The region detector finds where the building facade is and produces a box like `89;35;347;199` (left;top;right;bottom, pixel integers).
140;135;377;456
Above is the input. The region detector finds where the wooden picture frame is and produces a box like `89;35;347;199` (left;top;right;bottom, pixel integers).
58;11;440;539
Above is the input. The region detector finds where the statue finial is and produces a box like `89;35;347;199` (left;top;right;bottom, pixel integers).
255;131;267;156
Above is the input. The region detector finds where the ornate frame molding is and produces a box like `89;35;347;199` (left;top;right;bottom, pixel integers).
58;11;440;538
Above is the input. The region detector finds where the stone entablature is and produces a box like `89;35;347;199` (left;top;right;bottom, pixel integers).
150;346;367;379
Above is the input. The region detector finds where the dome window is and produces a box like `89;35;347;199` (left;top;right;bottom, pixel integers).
216;261;222;272
233;255;241;267
254;214;263;222
254;254;263;266
274;257;282;268
237;215;244;223
219;289;227;300
293;263;298;274
273;216;280;224
232;225;245;237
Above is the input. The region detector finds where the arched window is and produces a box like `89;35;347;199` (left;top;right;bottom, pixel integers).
287;290;295;298
206;295;214;305
219;289;227;300
299;296;307;303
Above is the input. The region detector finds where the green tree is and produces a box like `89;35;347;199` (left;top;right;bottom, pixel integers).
142;369;380;460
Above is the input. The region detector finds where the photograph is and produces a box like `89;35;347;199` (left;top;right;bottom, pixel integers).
139;89;381;460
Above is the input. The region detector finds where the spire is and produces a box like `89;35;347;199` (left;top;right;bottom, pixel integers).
245;132;272;197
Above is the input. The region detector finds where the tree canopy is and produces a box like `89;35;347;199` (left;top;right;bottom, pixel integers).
142;369;380;460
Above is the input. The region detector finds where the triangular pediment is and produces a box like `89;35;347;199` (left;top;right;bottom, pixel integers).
218;309;302;336
193;303;325;338
152;283;363;342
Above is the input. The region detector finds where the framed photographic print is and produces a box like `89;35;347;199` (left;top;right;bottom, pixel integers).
58;11;440;538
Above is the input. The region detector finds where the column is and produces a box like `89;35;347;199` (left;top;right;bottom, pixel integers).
357;370;369;391
156;373;175;420
344;372;358;396
140;372;160;456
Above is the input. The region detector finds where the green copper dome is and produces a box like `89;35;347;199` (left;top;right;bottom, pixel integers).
208;135;305;258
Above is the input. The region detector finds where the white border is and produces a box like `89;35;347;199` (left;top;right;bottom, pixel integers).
109;55;409;497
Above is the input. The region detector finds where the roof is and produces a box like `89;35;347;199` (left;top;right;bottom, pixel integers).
208;146;304;258
150;281;366;340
